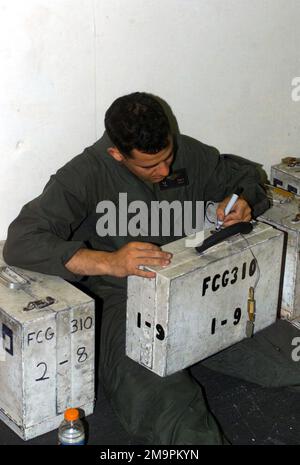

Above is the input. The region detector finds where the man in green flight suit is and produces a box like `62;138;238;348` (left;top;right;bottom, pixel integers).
3;92;298;444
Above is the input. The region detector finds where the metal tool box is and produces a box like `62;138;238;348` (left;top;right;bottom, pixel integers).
271;158;300;195
258;185;300;320
0;241;95;440
126;222;284;377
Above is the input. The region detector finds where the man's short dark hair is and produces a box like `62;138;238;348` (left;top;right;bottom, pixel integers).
104;92;171;157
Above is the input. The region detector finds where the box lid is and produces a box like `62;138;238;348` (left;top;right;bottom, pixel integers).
0;241;93;324
258;186;300;233
145;222;282;280
272;163;300;179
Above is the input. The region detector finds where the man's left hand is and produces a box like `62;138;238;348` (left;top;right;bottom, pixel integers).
216;197;252;227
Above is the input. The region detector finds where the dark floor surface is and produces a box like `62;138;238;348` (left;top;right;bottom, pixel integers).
1;358;299;445
1;288;299;447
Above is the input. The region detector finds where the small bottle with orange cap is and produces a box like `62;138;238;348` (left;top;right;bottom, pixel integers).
58;408;85;445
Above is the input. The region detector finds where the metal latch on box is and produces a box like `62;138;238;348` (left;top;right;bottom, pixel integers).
291;213;300;224
23;296;56;312
0;266;56;311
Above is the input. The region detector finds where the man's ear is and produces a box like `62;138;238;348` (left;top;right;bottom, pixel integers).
107;147;125;162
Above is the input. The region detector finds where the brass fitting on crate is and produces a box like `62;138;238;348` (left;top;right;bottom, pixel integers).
248;287;255;321
246;287;256;338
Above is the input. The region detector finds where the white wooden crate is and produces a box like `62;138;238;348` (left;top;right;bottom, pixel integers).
0;241;95;440
271;162;300;195
258;186;300;320
126;222;284;377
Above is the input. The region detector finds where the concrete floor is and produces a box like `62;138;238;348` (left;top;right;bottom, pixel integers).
1;320;299;445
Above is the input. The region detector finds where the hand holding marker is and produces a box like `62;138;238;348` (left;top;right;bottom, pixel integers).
216;188;242;230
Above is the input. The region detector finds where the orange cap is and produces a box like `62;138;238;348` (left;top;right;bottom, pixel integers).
64;408;79;421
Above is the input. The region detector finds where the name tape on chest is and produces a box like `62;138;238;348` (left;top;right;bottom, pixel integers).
159;168;189;190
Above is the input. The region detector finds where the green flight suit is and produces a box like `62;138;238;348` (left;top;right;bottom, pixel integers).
4;132;296;445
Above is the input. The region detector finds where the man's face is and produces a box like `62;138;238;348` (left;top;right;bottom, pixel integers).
108;138;174;183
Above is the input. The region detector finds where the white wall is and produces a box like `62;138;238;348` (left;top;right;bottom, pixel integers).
1;0;300;238
0;0;96;238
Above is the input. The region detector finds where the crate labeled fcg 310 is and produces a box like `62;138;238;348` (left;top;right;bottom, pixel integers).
126;222;284;377
0;241;95;440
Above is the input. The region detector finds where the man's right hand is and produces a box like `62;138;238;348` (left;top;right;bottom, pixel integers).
65;242;173;279
107;242;172;278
